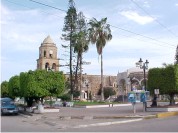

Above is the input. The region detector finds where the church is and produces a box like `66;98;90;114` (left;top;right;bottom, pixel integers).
36;36;117;100
36;36;150;100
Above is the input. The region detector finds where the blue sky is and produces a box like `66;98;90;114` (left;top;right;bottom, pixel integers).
1;0;178;82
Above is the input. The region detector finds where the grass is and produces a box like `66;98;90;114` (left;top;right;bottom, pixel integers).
43;100;127;106
73;101;123;106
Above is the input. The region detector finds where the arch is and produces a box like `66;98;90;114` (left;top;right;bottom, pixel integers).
131;78;140;90
52;63;56;71
45;62;50;70
140;78;148;90
49;50;53;58
113;82;118;88
44;50;46;57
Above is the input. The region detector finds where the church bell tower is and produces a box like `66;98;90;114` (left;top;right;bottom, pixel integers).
37;35;59;71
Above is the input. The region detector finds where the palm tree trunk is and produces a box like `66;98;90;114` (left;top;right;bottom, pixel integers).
101;53;104;101
74;54;80;91
80;55;83;100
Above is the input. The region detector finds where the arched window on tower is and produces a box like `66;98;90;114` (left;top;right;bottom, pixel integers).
44;50;46;57
45;62;50;71
49;50;53;58
52;63;56;71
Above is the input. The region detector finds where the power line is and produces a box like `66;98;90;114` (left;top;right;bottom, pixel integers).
130;0;178;38
110;25;176;48
116;33;175;49
5;0;64;19
5;0;177;49
26;0;177;47
29;0;66;12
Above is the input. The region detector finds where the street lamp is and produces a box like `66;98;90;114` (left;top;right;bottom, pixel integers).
136;58;149;91
136;58;149;112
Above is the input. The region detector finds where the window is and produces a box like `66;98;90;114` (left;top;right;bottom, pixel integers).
44;51;46;57
52;63;56;70
49;50;53;58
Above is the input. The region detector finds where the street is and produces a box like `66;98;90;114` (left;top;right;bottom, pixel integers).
61;116;178;132
1;112;178;132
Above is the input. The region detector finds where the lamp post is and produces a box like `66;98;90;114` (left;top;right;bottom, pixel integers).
136;58;149;112
136;58;149;91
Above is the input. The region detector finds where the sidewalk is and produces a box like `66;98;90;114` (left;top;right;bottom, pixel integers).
19;103;178;130
20;102;160;119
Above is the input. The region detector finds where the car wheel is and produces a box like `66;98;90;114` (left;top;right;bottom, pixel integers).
14;113;18;115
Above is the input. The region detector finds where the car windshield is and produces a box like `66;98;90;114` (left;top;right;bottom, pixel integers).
1;101;14;106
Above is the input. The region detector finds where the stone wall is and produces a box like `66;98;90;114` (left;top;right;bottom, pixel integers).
81;74;117;96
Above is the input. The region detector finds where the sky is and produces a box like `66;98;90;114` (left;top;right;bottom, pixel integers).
1;0;178;82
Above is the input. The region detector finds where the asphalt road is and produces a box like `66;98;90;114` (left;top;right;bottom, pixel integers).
61;116;178;132
1;114;178;132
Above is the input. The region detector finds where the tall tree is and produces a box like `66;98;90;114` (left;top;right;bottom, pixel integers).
88;17;112;101
73;12;89;100
175;45;178;64
1;81;9;97
62;0;78;101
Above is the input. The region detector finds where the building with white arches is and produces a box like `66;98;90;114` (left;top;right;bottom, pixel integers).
117;67;148;96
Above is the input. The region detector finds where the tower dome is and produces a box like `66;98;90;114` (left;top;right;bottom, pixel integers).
42;35;55;46
37;35;59;71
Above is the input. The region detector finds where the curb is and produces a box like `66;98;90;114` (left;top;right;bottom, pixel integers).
58;115;156;120
156;111;178;118
73;118;143;128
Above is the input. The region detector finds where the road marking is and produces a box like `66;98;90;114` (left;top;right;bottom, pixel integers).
73;118;143;128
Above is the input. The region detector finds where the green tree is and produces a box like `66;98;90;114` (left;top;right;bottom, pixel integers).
62;0;78;101
104;87;116;100
1;81;9;97
8;75;20;99
73;11;89;100
88;17;112;101
175;45;178;64
20;70;65;106
98;87;116;100
148;65;178;105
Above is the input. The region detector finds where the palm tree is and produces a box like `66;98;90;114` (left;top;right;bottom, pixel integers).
88;17;112;101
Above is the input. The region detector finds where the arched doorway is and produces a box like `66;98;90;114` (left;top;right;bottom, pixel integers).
52;63;56;71
45;62;49;70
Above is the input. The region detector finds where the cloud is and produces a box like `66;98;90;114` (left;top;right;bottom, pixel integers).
176;3;178;6
1;3;64;52
120;11;154;25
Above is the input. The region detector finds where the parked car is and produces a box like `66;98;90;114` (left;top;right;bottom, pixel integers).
1;97;19;115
